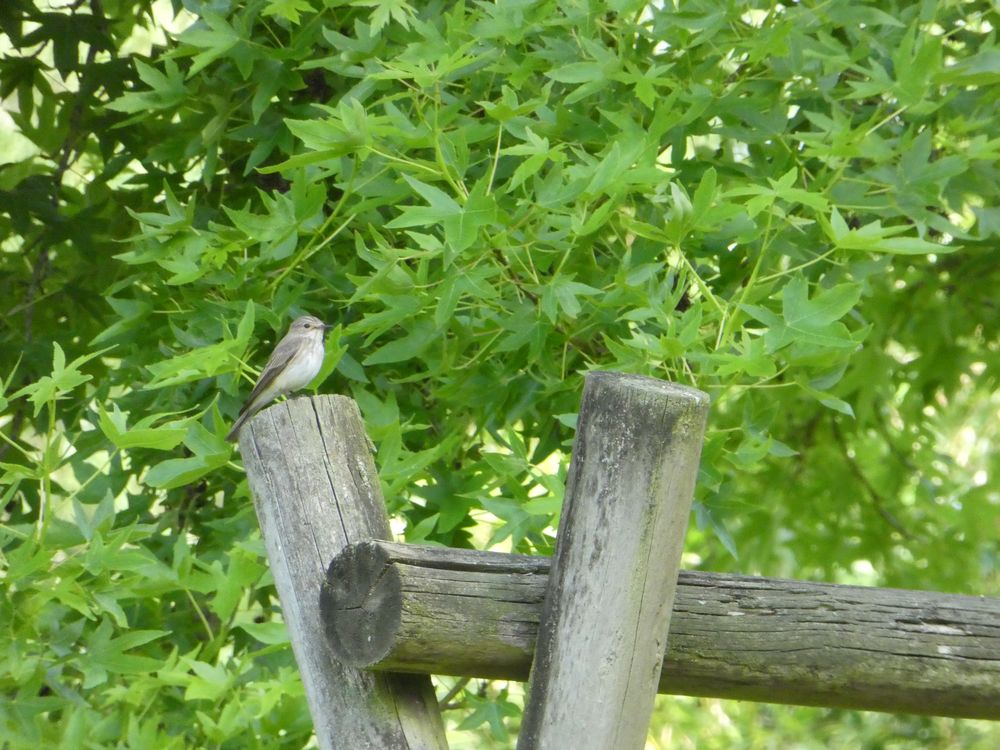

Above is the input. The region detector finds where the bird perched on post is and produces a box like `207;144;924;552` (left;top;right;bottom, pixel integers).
226;314;333;442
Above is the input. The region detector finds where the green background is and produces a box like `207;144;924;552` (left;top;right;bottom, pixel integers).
1;0;998;746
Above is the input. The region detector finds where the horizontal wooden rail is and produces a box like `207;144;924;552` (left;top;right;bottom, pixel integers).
320;540;1000;720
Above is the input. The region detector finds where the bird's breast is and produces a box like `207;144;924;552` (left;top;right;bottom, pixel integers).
279;338;326;391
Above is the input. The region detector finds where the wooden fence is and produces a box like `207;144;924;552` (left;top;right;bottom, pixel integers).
239;372;1000;750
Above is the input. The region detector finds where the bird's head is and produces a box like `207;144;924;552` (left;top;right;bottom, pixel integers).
290;315;333;337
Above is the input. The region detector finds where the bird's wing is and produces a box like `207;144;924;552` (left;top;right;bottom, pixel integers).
237;335;301;416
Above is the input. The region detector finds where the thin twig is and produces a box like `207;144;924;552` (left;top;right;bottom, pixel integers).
831;420;911;539
438;676;471;709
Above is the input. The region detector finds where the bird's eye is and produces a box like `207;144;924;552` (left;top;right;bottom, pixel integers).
303;323;310;328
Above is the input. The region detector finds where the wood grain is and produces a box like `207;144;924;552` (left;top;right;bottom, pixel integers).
321;540;1000;720
240;396;447;750
517;372;710;750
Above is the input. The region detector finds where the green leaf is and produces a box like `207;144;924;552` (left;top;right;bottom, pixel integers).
742;276;863;353
782;276;861;329
552;278;601;320
545;61;606;84
178;13;243;77
184;659;234;702
85;619;168;676
145;423;230;489
691;167;717;224
285;118;363;156
364;322;435;365
10;342;110;416
353;0;415;33
825;207;957;255
262;0;314;23
236;620;290;645
211;545;266;620
145;303;253;389
455;691;519;740
98;404;188;451
405;513;439;542
387;176;498;255
522;496;562;516
877;237;956;255
106;60;188;113
818;394;855;417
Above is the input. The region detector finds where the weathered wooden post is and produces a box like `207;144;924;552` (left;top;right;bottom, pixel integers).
239;396;448;750
517;372;709;750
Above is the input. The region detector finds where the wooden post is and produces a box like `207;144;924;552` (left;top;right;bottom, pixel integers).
319;540;1000;720
239;396;448;750
517;372;709;750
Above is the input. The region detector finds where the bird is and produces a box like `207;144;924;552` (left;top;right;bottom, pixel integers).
226;314;333;442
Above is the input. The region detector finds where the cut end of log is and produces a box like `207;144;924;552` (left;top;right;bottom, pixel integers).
585;371;710;407
320;540;403;667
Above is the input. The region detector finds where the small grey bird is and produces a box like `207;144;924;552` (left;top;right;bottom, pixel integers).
226;314;333;442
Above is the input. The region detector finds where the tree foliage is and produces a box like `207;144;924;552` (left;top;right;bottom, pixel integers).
1;0;998;746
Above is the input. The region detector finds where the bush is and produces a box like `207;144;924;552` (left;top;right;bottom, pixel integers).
1;0;998;746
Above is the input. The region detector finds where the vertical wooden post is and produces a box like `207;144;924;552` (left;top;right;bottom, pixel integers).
240;395;448;750
517;372;709;750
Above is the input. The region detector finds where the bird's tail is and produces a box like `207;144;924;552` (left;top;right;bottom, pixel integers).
226;409;253;443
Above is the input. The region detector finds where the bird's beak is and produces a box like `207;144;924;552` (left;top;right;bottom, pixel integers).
323;323;334;331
